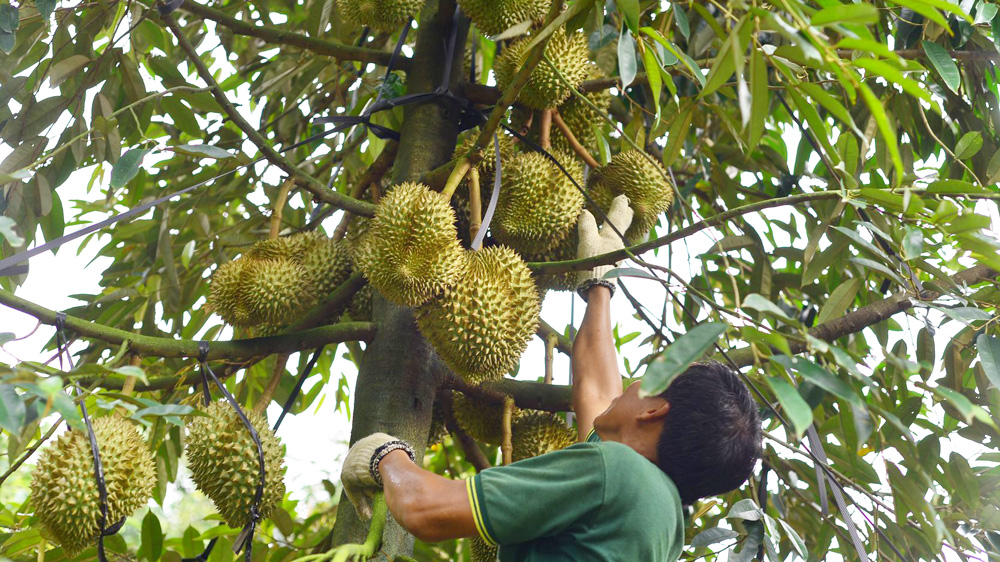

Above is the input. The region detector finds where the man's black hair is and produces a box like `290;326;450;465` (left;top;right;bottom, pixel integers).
656;361;762;505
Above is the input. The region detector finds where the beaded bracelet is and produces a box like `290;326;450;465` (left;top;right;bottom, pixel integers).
576;278;616;302
369;440;416;486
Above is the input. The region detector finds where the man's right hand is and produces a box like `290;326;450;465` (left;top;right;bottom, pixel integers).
576;194;635;293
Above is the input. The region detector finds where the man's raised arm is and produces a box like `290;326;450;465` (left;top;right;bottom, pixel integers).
570;195;633;441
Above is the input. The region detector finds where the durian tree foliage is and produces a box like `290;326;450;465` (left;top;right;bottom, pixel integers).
0;0;1000;560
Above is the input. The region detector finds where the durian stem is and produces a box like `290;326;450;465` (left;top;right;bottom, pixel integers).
501;397;515;465
256;353;289;414
269;180;293;239
543;334;557;384
538;109;553;150
468;167;482;243
440;157;472;199
552;111;599;168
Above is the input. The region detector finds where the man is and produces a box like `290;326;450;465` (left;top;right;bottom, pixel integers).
340;195;762;561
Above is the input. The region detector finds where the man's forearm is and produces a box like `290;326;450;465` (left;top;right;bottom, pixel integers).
377;450;478;542
571;286;623;440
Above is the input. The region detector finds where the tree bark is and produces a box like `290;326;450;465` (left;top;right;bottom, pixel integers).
330;2;468;557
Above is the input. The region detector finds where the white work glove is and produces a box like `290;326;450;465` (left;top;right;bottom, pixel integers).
340;432;413;520
576;194;634;298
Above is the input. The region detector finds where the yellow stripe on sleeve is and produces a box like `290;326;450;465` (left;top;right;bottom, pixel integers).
465;477;498;547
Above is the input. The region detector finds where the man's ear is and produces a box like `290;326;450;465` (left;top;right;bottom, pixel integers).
637;398;670;422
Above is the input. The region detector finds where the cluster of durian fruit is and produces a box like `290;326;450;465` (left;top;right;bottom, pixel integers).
30;402;286;555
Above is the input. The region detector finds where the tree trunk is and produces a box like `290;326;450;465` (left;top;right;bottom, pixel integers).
331;1;468;558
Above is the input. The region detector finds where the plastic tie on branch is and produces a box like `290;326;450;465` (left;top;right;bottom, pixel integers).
471;133;502;250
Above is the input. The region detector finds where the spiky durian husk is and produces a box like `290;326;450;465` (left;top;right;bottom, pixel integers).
353;182;465;307
470;536;500;562
494;29;590;109
207;259;253;327
552;67;612;155
458;0;547;36
427;400;449;447
451;392;514;446
186;401;286;529
524;230;578;293
511;411;576;462
335;0;423;32
416;246;540;383
343;283;373;321
299;236;354;298
494;151;584;255
245;235;309;263
31;417;155;555
241;258;316;326
587;149;674;241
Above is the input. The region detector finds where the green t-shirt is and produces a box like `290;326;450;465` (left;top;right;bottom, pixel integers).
465;431;684;562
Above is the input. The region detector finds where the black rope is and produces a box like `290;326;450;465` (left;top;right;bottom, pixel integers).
272;346;324;432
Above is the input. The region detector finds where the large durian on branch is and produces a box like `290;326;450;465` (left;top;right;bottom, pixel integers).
353;182;465;307
416;246;540;383
335;0;424;32
30;416;155;556
511;411;576;462
494;29;590;110
552;68;612;155
451;392;516;446
587;149;674;241
207;232;353;329
186;401;286;529
457;0;548;36
494;150;584;255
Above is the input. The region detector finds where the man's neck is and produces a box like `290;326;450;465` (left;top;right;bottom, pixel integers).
596;427;659;464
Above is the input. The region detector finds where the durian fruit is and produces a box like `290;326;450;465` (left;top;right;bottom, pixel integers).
551;67;612;155
353;182;465;307
335;0;423;32
451;392;513;446
587;149;674;241
241;258;314;326
207;259;253;327
451;133;518;243
494;29;590;109
494;151;584;255
186;401;286;529
344;283;373;321
458;0;547;37
511;411;576;462
524;230;578;293
416;246;540;383
298;235;354;299
30;417;155;556
470;536;500;562
244;235;308;263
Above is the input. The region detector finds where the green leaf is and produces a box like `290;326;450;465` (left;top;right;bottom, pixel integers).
848;256;906;286
742;293;793;320
617;28;638;88
727;498;764;521
772;355;863;407
639;323;727;397
113;365;148;384
747;49;768;147
47;54;90;87
922;41;961;92
931;385;997;427
110;148;152;189
0;385;26;434
662;102;693;166
812;3;879;25
0;216;24;247
0;29;15;54
798;82;857;134
766;377;813;439
133;404;196;420
953;131;983;160
937;305;993;324
36;0;57;19
926;179;988;194
902;225;923;259
0;5;19;33
691;527;739;548
976;333;1000;391
778;519;808;558
140;511;163;562
858;83;903;185
616;0;639;33
641;42;662;119
852;58;933;105
172;144;233;160
816;277;861;326
672;3;690;39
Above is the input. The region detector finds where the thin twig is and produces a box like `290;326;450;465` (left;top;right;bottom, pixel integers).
468;167;483;242
255;354;289;414
269;180;293;239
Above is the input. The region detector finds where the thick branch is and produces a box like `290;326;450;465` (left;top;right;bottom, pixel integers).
0;289;374;363
181;1;410;70
529;192;844;275
487;263;999;412
161;13;376;217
